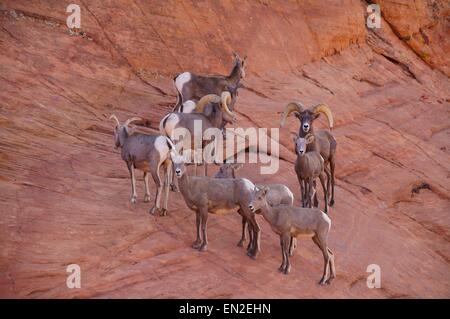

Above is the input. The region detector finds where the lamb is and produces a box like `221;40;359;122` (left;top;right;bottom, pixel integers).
214;163;297;255
170;152;261;259
110;115;173;216
173;52;246;111
294;133;328;214
249;186;335;285
280;102;337;206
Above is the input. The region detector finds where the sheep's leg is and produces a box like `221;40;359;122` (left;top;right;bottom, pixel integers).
278;236;286;272
324;164;331;202
149;164;163;215
199;207;209;252
192;211;202;249
319;172;328;214
237;212;247;247
161;163;171;215
304;180;310;207
127;162;138;204
313;180;319;207
308;179;315;208
289;236;297;256
246;214;260;259
329;159;336;207
298;176;305;207
312;235;331;285
170;164;179;192
326;248;336;284
246;223;254;253
281;233;291;274
143;172;150;203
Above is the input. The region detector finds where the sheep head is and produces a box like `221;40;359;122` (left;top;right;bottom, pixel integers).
248;186;270;213
293;133;315;156
232;52;247;79
109;114;142;148
280;102;333;134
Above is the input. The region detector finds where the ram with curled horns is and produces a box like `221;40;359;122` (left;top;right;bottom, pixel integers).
160;91;236;177
280;102;337;207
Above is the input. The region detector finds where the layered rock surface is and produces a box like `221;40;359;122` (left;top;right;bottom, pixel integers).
0;1;449;298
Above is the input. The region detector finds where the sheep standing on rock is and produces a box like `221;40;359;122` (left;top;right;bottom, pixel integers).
170;153;261;259
214;163;297;255
173;52;246;112
280;102;336;207
249;186;335;285
294;133;328;213
110;115;174;216
160;91;236;182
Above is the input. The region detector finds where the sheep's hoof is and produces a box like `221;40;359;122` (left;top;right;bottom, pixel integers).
329;199;335;207
149;206;160;215
159;208;168;216
130;197;137;204
170;184;179;192
192;241;202;249
283;267;291;275
237;240;245;247
278;265;285;272
319;278;327;285
325;278;333;285
248;251;258;260
199;244;208;252
143;195;150;203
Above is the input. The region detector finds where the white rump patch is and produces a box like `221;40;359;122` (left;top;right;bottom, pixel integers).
154;135;169;156
182;100;196;113
241;178;256;192
175;72;191;93
162;113;180;138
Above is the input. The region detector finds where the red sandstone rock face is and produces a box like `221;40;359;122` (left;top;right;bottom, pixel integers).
373;0;450;76
0;1;449;298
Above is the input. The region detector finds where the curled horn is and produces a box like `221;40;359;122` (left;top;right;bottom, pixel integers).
311;103;333;129
195;94;221;113
279;102;305;127
109;114;120;126
124;117;143;126
221;91;235;118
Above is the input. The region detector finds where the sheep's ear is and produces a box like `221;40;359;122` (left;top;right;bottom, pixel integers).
261;186;269;195
313;112;320;120
291;133;298;143
306;134;315;144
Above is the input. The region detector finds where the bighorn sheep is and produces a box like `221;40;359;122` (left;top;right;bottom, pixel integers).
280;102;337;206
110;115;173;216
170;153;261;259
249;186;335;285
173;52;247;111
177;82;241;114
294;134;328;213
214;163;297;255
160;91;236;177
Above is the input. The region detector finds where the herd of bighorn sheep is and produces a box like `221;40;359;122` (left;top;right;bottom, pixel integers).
109;52;337;285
